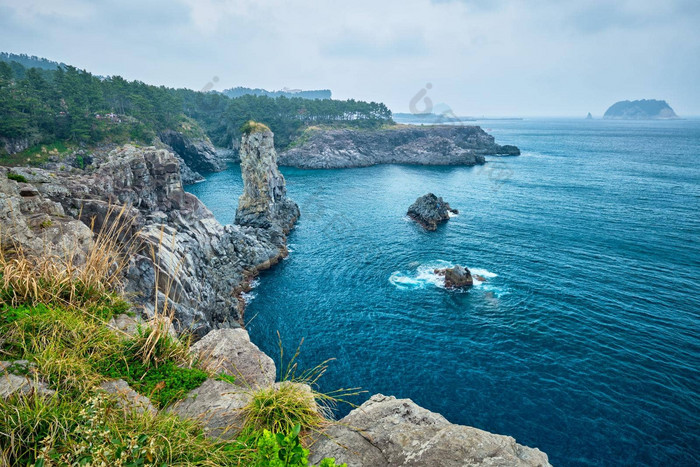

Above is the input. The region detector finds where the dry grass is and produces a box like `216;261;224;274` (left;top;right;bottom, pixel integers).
132;225;191;367
0;204;136;311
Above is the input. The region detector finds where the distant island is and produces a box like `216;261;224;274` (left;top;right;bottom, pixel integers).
603;99;678;120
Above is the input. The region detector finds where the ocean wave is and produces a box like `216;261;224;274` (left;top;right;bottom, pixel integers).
389;260;503;295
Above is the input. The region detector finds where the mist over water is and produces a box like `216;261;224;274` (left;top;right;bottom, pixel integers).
187;118;700;466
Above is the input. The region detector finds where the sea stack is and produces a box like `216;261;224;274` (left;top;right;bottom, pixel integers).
407;193;457;231
235;121;300;233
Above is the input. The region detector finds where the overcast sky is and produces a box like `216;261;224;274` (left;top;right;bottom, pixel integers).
1;0;698;116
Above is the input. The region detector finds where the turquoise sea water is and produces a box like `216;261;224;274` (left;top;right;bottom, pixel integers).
186;119;700;466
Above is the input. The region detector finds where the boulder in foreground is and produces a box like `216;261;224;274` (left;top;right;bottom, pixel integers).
309;394;551;467
190;328;276;388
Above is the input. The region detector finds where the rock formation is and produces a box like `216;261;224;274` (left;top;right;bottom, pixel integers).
279;125;520;169
190;328;276;388
159;128;226;184
0;143;295;337
235;124;299;233
435;265;474;288
603;99;678;120
309;394;551;467
0;167;94;260
407;193;457;231
159;129;225;174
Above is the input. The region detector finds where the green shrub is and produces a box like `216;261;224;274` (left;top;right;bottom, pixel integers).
96;355;208;408
7;172;28;183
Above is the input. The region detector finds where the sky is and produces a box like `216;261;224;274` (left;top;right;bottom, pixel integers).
1;0;699;117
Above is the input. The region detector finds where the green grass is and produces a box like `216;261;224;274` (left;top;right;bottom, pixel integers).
95;344;209;409
0;233;347;465
241;120;271;135
0;141;73;167
6;172;28;183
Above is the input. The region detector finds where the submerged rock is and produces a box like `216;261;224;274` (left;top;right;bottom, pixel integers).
235;125;299;233
407;193;457;231
435;265;474;288
309;394;551;467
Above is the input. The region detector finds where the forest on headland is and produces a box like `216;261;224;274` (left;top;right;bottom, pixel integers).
0;53;393;154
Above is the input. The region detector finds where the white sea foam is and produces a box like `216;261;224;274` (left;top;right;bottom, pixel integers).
241;291;257;304
448;211;459;218
389;261;502;295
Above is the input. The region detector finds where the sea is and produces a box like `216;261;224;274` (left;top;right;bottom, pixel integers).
186;118;700;466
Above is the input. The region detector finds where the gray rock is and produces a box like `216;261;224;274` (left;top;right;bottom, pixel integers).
407;193;457;231
100;379;157;415
191;328;276;388
235;128;300;233
0;374;55;399
1;144;296;337
169;378;251;439
435;265;474;288
309;394;551;467
0;167;94;262
279;126;519;169
107;314;144;336
159;129;226;174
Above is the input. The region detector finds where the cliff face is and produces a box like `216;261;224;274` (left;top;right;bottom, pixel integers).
235;128;299;232
0;144;293;336
603;99;678;120
279;125;520;169
159;129;226;183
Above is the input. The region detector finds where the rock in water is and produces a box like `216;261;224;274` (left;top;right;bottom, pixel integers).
435;265;474;288
407;193;457;231
235;124;299;233
279;125;520;169
309;394;551;467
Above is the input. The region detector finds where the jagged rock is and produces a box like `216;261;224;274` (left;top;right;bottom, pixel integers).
0;135;41;155
174;153;205;185
100;379;157;415
0;167;94;262
407;193;457;231
159;129;225;174
191;328;276;388
435;265;474;288
1;145;294;337
309;394;551;467
170;379;251;439
235;127;300;233
279;126;519;169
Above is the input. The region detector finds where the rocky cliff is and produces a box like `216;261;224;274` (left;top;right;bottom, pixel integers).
159;128;227;184
235;126;299;232
279;125;520;169
0;141;295;336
